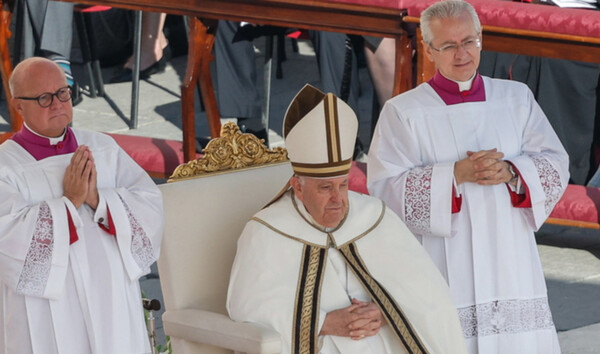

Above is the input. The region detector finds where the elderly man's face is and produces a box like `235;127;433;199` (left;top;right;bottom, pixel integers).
13;60;73;137
291;175;349;228
424;12;481;82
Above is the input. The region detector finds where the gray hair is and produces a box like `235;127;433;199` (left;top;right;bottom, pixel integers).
295;175;306;186
420;0;481;45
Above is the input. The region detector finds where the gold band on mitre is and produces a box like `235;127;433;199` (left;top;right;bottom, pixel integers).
291;159;353;178
283;84;358;178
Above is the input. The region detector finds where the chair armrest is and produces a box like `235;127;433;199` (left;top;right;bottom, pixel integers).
162;309;281;354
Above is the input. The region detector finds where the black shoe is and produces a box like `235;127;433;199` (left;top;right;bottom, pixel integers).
353;137;367;161
195;136;211;153
110;45;171;83
238;123;268;146
71;81;83;106
109;68;135;84
139;44;171;77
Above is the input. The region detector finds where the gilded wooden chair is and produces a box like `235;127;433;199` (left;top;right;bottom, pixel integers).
157;122;291;353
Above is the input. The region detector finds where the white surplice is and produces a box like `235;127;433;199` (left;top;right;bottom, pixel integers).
0;129;164;354
227;190;467;354
368;77;569;353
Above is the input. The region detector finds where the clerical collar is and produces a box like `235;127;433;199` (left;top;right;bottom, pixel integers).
11;124;78;160
24;122;67;145
455;74;475;92
427;70;486;105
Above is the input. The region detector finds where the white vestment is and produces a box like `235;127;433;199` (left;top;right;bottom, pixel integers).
368;77;569;353
227;190;467;354
0;129;164;354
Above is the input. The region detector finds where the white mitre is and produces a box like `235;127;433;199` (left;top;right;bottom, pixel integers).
283;84;358;178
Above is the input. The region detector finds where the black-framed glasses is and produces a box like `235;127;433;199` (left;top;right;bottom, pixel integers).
15;86;72;108
429;38;481;55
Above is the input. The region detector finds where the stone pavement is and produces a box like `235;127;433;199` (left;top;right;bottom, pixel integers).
1;37;598;352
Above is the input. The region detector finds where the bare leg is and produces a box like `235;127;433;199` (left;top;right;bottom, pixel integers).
124;12;167;70
364;37;395;105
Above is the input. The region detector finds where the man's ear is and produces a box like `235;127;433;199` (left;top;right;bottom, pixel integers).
290;176;303;201
11;97;24;116
423;40;435;63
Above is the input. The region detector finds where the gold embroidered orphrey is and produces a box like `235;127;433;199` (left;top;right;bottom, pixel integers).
293;242;429;354
293;245;327;354
339;243;429;354
168;122;289;181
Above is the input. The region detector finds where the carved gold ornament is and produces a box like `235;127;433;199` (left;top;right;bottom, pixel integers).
168;122;289;181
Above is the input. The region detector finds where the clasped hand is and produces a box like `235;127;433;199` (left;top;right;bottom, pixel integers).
454;148;514;186
63;145;99;209
319;298;384;340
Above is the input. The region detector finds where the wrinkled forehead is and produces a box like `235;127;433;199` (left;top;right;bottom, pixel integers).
301;175;349;187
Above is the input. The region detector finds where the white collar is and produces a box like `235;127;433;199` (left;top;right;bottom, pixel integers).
255;191;384;248
24;122;66;145
448;73;476;92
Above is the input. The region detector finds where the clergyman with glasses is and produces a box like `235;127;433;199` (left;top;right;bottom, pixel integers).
368;1;568;353
0;56;164;353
